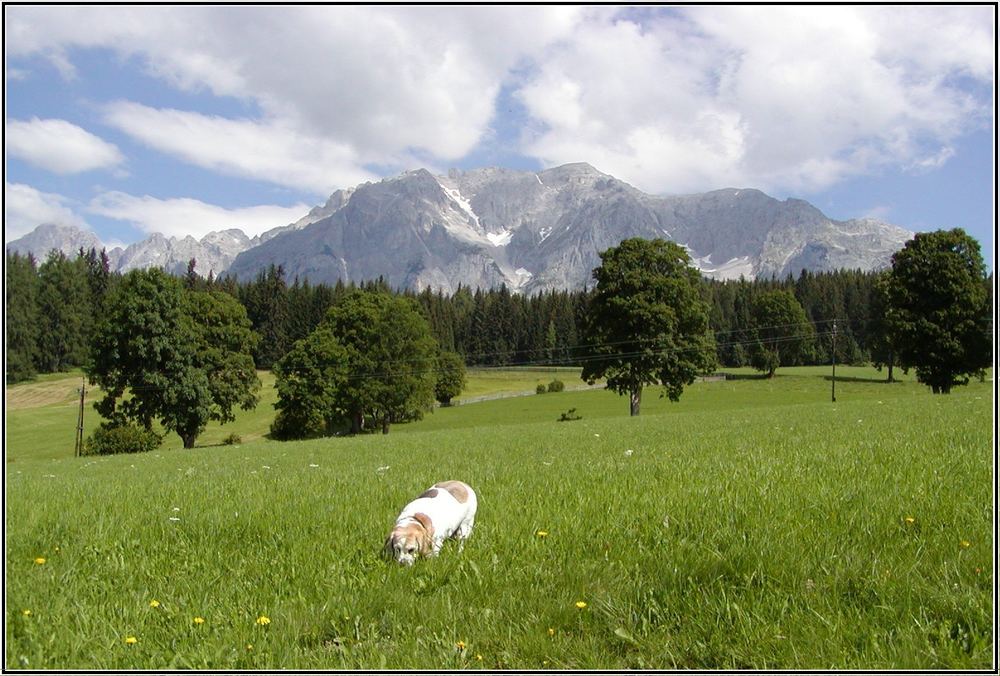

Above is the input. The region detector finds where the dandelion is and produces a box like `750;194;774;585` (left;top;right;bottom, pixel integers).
246;644;254;652
22;609;32;616
960;540;971;548
149;600;160;608
124;636;138;645
536;530;549;538
193;616;205;625
904;517;915;525
455;640;466;651
548;627;555;636
575;601;587;609
33;557;46;565
256;615;271;626
476;654;483;661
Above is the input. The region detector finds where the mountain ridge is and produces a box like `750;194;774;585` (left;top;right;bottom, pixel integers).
6;163;913;291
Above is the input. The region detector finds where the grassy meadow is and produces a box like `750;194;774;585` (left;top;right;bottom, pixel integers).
4;366;995;669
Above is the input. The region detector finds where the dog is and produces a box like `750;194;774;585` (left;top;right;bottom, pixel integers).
383;480;477;566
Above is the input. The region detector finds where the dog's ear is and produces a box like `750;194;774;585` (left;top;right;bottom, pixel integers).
412;513;435;557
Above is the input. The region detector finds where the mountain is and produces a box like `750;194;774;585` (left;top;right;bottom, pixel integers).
6;163;913;291
227;163;913;293
5;223;105;261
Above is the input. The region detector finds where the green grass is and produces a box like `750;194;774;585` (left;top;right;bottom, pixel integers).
4;367;994;669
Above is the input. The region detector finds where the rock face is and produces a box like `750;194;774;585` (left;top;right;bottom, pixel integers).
228;163;913;293
7;163;913;291
5;223;105;261
107;229;253;277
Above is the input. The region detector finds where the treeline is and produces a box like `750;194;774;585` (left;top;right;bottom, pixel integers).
7;247;986;385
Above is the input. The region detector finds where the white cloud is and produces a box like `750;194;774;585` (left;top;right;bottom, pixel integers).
5;6;583;185
6;118;124;175
86;191;312;240
516;6;994;194
3;183;87;240
103;102;373;194
3;5;992;199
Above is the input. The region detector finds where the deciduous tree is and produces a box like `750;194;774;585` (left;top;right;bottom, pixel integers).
884;228;991;393
580;238;716;416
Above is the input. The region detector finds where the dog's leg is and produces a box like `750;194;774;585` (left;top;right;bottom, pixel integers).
456;516;475;552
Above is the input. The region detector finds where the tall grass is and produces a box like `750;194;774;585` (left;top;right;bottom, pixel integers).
4;370;994;669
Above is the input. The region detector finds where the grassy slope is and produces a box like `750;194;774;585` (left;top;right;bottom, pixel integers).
4;365;928;459
4;368;994;669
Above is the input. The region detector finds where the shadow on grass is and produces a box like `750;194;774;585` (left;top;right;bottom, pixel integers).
822;375;900;384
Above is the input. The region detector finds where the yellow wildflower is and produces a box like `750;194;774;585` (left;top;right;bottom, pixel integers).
149;600;160;608
536;530;549;538
548;627;555;636
904;517;915;524
575;601;587;609
476;654;483;661
33;557;46;565
455;640;466;651
246;644;254;652
256;615;271;626
960;540;971;548
193;616;205;625
124;636;138;645
22;609;32;616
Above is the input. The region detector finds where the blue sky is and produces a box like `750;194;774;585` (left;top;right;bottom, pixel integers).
5;5;995;269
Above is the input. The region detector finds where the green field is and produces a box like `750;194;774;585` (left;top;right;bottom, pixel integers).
4;367;994;669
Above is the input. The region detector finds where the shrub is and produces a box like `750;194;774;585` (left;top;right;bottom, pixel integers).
83;423;162;456
547;379;565;393
536;384;547;394
222;433;242;446
558;407;582;422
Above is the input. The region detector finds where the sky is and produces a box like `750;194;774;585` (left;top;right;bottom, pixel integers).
4;5;995;269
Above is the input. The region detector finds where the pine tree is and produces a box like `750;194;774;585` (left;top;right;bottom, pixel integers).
5;252;41;383
36;250;93;372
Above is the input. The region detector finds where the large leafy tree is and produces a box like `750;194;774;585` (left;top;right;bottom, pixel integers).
581;238;717;416
86;269;260;448
748;290;815;377
434;351;467;406
884;228;991;393
272;288;438;437
326;289;438;434
271;326;349;440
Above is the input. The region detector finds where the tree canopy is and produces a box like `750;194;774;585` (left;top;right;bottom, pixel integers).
86;269;260;447
272;288;439;437
580;238;716;416
884;228;992;393
748;289;815;377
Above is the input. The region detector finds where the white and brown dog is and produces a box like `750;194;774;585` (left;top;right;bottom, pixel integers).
383;481;477;566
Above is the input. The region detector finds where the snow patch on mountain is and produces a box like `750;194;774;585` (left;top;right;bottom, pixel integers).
486;230;513;247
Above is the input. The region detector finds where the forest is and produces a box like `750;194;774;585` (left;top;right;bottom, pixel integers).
6;247;917;385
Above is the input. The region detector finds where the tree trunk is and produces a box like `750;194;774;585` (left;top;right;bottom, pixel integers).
181;433;196;449
350;411;363;435
887;360;894;383
629;385;641;416
382;417;390;435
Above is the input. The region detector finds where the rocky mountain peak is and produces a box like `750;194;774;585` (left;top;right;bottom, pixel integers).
7;163;914;293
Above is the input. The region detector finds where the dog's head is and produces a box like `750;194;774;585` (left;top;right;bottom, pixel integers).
383;513;433;566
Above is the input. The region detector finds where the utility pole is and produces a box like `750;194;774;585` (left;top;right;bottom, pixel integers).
831;320;837;403
75;378;86;456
